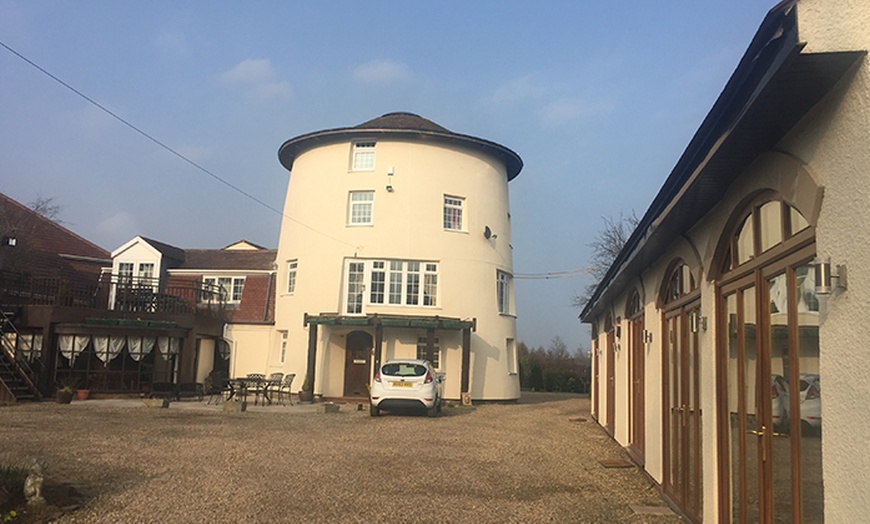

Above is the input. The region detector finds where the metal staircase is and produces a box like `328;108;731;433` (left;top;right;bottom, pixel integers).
0;308;41;403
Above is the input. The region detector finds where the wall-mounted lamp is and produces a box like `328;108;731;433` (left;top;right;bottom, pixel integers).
614;323;621;339
812;256;847;295
643;330;653;344
386;166;394;192
690;310;705;334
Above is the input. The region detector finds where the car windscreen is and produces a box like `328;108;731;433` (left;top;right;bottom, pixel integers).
381;363;427;377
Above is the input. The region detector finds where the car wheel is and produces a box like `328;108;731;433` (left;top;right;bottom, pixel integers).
370;404;380;417
427;404;437;418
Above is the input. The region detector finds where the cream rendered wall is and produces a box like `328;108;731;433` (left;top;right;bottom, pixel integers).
195;338;215;383
224;324;273;378
275;138;519;400
783;2;870;519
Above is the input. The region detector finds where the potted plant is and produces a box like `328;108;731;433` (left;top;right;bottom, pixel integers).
298;374;313;402
55;376;79;404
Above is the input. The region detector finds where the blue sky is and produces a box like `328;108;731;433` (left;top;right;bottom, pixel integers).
0;1;774;352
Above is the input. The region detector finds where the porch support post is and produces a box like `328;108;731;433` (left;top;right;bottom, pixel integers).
306;322;318;393
426;328;436;364
461;326;471;398
373;321;383;378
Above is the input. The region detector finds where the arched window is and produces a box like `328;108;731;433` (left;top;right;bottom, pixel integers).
663;261;697;305
717;194;820;521
721;197;810;273
626;289;642;319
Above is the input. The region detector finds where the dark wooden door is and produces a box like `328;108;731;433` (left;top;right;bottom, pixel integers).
343;331;372;397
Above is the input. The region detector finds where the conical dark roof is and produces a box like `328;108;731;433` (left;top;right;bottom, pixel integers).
278;112;523;180
353;112;451;133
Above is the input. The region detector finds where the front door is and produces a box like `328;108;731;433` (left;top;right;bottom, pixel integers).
343;331;372;397
664;301;702;522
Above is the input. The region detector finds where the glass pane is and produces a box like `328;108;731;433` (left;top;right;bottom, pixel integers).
736;214;755;265
669;316;681;495
789;206;810;236
796;264;823;522
759;201;784;253
727;293;741;522
767;273;793;522
742;287;760;523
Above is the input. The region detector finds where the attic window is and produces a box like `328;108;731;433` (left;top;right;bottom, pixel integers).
352;141;376;171
725;199;811;272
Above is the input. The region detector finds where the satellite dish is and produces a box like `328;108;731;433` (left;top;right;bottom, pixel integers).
484;226;492;239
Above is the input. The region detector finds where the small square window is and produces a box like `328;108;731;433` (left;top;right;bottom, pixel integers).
352;141;376;171
443;195;464;231
348;191;374;225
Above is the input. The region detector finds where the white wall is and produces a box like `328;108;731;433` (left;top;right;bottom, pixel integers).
274;137;519;400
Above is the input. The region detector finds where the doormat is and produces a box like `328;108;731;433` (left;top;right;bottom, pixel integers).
599;459;634;468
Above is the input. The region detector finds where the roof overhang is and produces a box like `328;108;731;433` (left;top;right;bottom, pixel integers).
581;2;865;322
278;127;523;181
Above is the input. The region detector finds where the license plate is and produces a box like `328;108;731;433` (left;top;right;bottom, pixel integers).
391;381;413;388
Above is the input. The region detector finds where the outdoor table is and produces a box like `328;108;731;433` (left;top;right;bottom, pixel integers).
228;377;280;405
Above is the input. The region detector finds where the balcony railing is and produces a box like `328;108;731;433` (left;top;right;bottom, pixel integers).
0;270;225;317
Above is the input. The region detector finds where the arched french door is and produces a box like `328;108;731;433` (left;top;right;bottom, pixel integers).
344;330;372;397
591;321;600;421
662;261;703;522
717;196;822;523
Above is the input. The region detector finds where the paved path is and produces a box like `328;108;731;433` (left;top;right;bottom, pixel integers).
1;392;681;523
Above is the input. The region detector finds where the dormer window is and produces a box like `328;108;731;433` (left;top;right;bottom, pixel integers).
352;141;376;171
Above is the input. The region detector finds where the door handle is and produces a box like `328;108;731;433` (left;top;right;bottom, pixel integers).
748;425;767;462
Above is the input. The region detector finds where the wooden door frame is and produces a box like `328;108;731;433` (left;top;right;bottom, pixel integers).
662;296;702;523
605;330;615;435
715;243;817;523
628;314;645;463
343;330;373;397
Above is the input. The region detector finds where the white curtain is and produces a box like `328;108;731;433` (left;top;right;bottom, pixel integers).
170;337;180;355
157;336;170;358
109;336;125;361
18;335;33;360
143;336;156;355
94;336;109;362
59;335;89;365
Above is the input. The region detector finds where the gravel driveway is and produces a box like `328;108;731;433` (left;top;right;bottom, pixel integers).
2;393;681;523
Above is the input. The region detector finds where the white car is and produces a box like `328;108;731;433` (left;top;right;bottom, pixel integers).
799;373;821;434
369;359;443;417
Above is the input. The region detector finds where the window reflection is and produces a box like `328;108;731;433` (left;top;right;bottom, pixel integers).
759;201;784;253
736;214;755;265
797;264;823;523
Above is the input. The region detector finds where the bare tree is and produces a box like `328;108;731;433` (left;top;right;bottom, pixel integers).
27;194;64;224
573;211;639;308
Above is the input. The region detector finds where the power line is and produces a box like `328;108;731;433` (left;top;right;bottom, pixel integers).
514;266;598;280
0;39;355;249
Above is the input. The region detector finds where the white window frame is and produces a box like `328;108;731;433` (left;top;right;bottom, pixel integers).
118;262;134;284
351;141;376;171
348;191;375;226
506;338;517;375
287;259;298;294
346;259;439;311
497;270;512;315
203;276;246;304
443;195;465;231
280;331;287;364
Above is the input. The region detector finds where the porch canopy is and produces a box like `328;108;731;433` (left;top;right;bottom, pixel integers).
303;313;476;396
